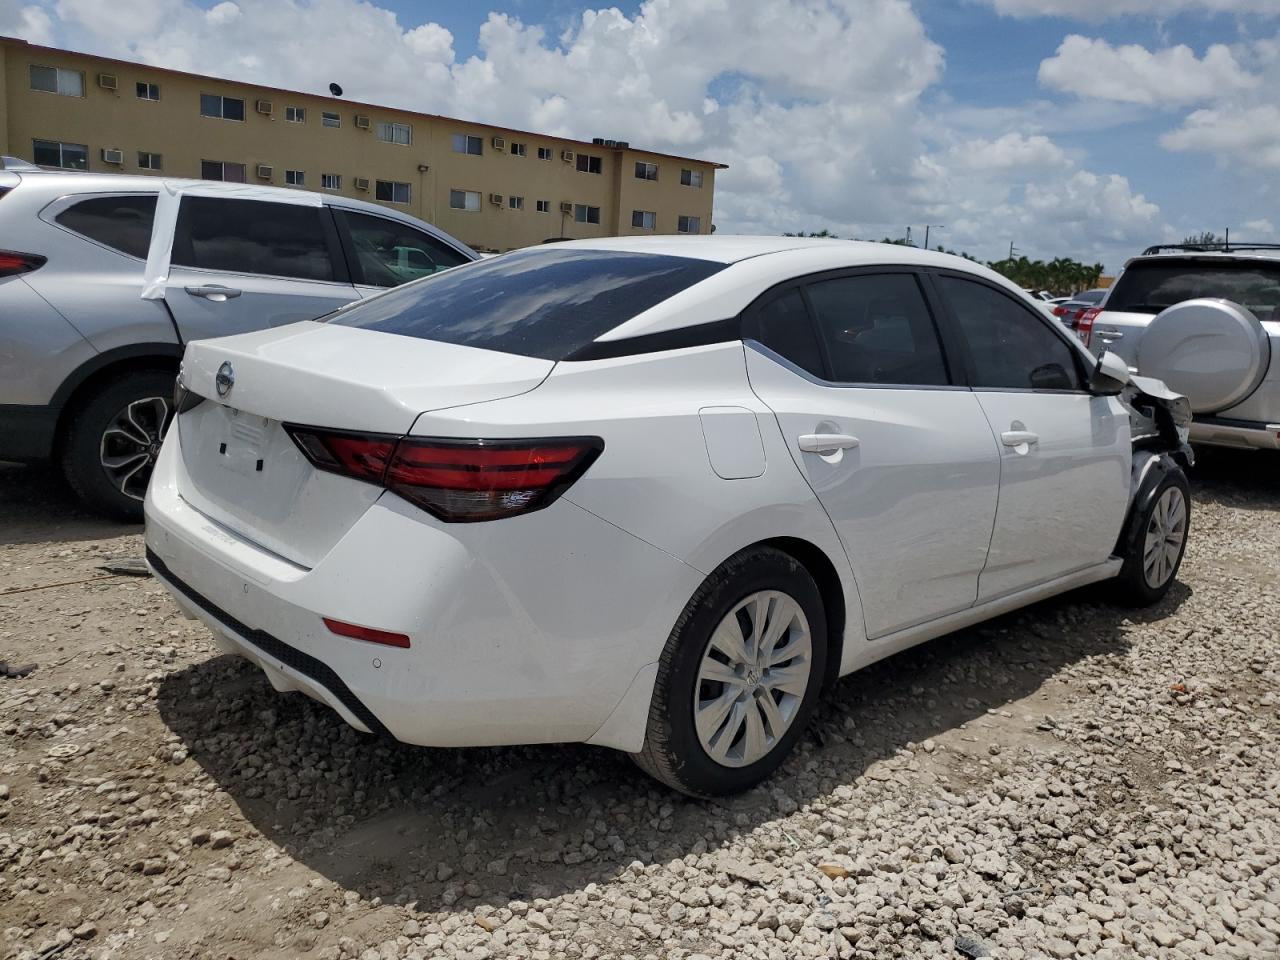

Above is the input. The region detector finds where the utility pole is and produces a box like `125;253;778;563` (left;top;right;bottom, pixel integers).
1008;241;1018;261
924;224;944;250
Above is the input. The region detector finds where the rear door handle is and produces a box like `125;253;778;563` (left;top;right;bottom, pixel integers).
798;433;860;453
1096;328;1124;342
1001;430;1039;447
185;284;242;300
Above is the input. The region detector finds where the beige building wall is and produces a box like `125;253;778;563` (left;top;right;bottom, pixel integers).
0;36;724;252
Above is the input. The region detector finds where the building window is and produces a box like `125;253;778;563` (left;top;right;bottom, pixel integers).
537;146;553;161
632;210;657;230
451;134;483;156
509;142;527;157
576;154;603;174
200;93;246;121
680;168;704;187
321;173;341;190
678;215;701;234
508;196;524;210
138;151;162;171
33;139;88;170
322;111;341;128
536;199;550;213
634;162;658;181
200;160;247;183
376;121;412;145
574;204;601;224
376;180;411;204
285;170;305;186
285;106;305;123
136;81;160;101
449;189;482;212
29;65;83;97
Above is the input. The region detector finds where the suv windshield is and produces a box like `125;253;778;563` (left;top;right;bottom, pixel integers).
1108;259;1280;320
327;248;725;359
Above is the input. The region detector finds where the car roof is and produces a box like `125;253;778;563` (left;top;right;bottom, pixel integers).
546;234;982;268
1125;249;1280;268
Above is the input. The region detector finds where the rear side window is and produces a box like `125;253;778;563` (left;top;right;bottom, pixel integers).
341;211;471;287
806;273;950;386
328;248;725;360
747;288;824;377
55;194;157;259
1108;260;1280;321
939;276;1082;391
171;197;335;282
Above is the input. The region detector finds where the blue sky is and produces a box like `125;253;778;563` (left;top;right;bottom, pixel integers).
4;0;1277;269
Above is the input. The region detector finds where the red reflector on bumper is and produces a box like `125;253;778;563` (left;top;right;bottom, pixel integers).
322;617;411;648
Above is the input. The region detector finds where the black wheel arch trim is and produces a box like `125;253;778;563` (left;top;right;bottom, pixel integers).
1113;453;1186;560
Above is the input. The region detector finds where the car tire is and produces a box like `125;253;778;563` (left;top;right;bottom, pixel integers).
633;546;828;797
1112;459;1191;607
60;369;174;522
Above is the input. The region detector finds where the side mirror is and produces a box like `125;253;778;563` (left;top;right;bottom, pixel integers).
1089;350;1130;396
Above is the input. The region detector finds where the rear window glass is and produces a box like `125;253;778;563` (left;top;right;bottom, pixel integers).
327;248;726;360
55;194;157;258
1108;260;1280;320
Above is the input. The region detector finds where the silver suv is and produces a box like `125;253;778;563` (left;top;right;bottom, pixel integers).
1079;243;1280;451
0;160;476;518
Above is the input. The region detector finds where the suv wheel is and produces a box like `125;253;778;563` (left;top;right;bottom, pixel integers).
633;546;827;797
61;370;173;521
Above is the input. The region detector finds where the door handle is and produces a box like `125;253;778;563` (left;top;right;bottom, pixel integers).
1001;430;1039;447
798;433;860;453
1096;328;1124;342
185;285;243;300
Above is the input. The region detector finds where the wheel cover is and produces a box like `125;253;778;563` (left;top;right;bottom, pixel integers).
693;590;813;769
1143;487;1187;589
99;396;170;502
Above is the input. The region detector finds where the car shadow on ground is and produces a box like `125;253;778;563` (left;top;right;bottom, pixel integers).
155;581;1188;910
0;462;139;546
1189;447;1280;512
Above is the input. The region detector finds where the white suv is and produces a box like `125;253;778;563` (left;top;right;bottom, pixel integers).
145;237;1193;796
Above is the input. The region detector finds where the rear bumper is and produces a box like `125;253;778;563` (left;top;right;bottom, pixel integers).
143;434;702;751
1190;417;1280;451
0;403;57;461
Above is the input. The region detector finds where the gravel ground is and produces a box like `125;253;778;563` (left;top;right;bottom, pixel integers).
0;450;1277;960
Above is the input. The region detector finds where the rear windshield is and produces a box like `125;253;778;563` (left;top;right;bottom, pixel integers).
327;248;726;359
1108;259;1280;320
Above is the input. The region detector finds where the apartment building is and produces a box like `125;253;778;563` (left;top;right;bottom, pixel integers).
0;36;725;251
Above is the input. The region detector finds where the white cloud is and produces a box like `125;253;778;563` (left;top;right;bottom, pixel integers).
982;0;1280;18
1161;104;1280;167
0;0;55;43
1039;36;1257;106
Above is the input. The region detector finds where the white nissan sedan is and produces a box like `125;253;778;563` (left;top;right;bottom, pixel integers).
145;237;1193;796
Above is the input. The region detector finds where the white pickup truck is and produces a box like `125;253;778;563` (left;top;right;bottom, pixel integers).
1078;244;1280;451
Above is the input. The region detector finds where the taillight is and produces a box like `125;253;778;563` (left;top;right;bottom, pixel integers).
1077;307;1102;346
322;617;410;648
0;250;45;277
1052;305;1070;317
285;426;603;522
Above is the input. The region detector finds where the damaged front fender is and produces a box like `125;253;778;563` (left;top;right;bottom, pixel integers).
1123;374;1194;468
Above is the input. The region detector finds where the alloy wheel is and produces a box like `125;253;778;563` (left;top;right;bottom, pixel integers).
1142;487;1187;589
693;590;813;768
99;396;170;501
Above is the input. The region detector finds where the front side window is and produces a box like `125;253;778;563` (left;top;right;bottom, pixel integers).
806;273;950;386
939;275;1082;391
200;93;245;121
748;288;825;378
342;211;470;287
138;151;162;170
537;146;553;161
200;160;246;183
635;161;658;181
285;105;305;123
375;180;411;204
574;204;601;224
136;81;160;101
285;169;305;186
680;168;704;187
171;196;335;282
632;210;656;229
376;121;412;145
576;153;603;174
321;173;341;190
449;189;481;212
55;194;157;259
329;248;725;360
677;215;701;234
451;133;483;155
510;142;527;157
29;65;83;97
322;111;341;127
33;139;88;170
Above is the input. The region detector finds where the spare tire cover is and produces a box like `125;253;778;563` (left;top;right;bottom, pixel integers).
1136;298;1270;414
